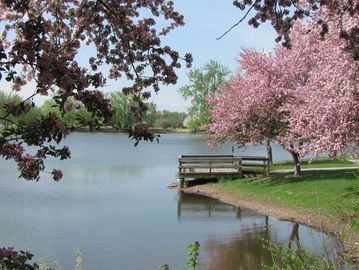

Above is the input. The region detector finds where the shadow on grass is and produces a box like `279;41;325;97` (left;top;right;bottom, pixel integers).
241;169;359;186
339;185;359;198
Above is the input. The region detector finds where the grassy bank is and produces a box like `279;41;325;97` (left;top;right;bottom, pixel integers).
217;169;359;231
209;163;359;261
182;157;359;262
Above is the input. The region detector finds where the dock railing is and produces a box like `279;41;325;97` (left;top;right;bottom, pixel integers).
177;154;270;188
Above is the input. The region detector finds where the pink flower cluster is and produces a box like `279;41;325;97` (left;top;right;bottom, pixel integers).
207;13;359;160
51;169;63;182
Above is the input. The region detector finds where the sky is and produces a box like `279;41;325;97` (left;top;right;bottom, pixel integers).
1;0;277;112
151;0;277;112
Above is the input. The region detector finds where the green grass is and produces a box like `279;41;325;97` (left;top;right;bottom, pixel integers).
217;168;359;233
272;156;358;170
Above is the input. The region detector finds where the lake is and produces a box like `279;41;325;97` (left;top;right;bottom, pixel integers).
0;133;339;269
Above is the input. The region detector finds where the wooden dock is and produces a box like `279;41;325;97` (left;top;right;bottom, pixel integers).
177;154;270;188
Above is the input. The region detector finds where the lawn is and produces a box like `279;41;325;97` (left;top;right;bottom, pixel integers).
217;168;359;232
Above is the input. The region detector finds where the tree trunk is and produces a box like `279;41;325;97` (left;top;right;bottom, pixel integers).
289;150;301;176
266;139;273;166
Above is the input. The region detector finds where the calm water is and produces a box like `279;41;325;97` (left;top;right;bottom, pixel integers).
0;133;339;269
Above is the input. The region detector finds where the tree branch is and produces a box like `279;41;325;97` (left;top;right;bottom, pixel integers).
216;3;256;40
3;91;37;119
59;0;100;54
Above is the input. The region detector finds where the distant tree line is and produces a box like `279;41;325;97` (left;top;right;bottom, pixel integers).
0;90;187;133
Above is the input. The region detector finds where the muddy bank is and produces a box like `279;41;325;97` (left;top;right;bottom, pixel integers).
180;184;359;263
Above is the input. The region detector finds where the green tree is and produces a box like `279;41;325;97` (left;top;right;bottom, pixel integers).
0;91;22;125
109;92;158;130
144;103;157;127
42;97;103;132
154;110;187;129
0;90;42;128
75;107;102;132
19;106;42;125
179;61;230;130
40;98;78;127
108;92;134;130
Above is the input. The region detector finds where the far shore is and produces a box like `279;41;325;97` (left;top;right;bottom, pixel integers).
179;183;359;263
73;126;206;135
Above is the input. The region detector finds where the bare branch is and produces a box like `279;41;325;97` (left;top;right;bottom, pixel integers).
216;3;256;40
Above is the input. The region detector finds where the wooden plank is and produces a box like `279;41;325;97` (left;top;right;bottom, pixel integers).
178;171;242;176
179;161;237;164
240;156;269;161
179;157;237;162
179;164;238;169
179;155;266;159
180;163;261;168
242;163;268;167
179;161;237;165
179;157;237;161
179;154;239;158
180;170;234;175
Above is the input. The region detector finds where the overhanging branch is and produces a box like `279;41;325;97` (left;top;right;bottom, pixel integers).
216;3;256;40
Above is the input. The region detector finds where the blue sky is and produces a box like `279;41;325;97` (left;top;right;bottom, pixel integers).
150;0;277;111
1;0;277;112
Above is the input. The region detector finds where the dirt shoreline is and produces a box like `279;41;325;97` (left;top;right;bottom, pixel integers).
180;184;359;263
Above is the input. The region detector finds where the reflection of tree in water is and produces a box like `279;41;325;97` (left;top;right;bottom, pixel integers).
202;219;273;270
289;222;301;250
176;192;275;269
176;192;328;270
201;218;306;269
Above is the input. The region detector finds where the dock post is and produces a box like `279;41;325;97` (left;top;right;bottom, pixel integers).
177;178;185;188
237;157;242;176
266;159;270;176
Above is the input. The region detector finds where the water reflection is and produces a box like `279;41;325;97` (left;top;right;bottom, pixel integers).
176;191;342;270
177;191;239;220
203;231;272;270
177;192;273;269
0;134;344;270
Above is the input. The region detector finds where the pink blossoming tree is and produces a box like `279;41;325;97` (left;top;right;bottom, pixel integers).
281;17;359;159
0;0;192;181
228;0;359;61
206;49;302;175
208;12;359;176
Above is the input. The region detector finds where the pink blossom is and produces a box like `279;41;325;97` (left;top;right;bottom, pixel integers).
51;169;63;181
207;13;359;172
